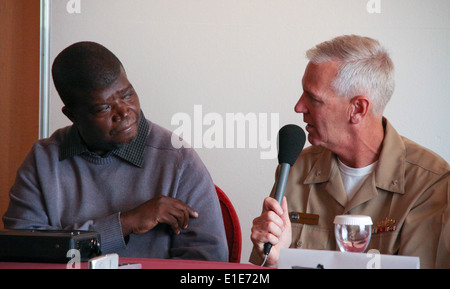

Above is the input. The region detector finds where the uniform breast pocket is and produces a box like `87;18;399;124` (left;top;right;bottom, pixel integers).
291;223;334;250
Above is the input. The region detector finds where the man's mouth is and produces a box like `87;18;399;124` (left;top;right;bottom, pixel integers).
113;121;136;135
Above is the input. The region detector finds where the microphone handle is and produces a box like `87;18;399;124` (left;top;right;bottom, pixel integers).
273;163;290;203
264;163;291;256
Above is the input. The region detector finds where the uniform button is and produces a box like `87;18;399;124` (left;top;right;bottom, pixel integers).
392;180;398;185
316;171;322;176
296;241;302;248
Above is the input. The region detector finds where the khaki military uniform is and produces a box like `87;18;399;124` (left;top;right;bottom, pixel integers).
252;118;449;268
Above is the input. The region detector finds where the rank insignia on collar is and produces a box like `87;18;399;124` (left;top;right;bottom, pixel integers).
373;217;397;234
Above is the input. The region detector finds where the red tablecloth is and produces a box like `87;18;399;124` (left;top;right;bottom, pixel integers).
0;257;263;269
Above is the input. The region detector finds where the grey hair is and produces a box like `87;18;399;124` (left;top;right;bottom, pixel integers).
306;35;395;115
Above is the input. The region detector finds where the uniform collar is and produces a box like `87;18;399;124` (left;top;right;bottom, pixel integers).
374;118;406;194
59;111;149;168
303;117;405;194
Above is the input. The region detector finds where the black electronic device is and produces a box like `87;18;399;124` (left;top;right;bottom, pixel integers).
0;229;101;263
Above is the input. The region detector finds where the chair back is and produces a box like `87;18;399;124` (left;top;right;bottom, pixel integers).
215;185;242;263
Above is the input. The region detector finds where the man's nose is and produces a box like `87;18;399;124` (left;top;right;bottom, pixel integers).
112;102;129;122
295;94;307;114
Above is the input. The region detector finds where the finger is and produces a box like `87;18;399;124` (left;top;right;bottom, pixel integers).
262;197;284;215
251;229;280;247
266;219;284;237
166;207;188;233
160;214;181;235
170;198;199;219
256;210;285;231
181;207;190;229
251;214;285;244
171;202;198;229
184;205;198;219
280;197;290;224
253;216;284;238
266;210;286;230
171;205;196;231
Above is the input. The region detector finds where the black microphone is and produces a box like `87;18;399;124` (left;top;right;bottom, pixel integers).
263;124;306;263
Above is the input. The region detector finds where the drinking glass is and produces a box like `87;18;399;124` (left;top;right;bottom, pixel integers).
334;215;373;253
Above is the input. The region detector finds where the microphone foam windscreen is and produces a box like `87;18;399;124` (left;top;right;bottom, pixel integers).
277;124;306;165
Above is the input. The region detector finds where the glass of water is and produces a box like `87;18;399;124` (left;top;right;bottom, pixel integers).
334;215;373;253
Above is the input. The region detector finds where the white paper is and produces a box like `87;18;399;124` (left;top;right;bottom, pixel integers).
278;248;420;269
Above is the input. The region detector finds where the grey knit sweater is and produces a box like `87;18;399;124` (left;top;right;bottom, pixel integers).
3;118;228;262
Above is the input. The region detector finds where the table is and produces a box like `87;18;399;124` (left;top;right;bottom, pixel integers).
0;257;264;269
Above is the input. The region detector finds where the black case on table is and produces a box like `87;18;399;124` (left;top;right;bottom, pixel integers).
0;229;101;263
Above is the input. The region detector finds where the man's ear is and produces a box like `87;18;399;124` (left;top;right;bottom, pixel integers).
349;96;370;124
62;106;77;124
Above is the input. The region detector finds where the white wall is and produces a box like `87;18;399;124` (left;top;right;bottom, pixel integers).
48;0;450;262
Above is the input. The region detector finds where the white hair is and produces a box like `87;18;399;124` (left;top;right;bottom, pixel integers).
306;35;395;115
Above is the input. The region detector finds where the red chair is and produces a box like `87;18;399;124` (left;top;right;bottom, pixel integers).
215;185;242;263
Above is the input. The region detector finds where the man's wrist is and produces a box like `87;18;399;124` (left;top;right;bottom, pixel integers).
119;211;133;237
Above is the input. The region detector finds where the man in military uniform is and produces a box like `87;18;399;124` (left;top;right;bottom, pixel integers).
250;35;449;269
